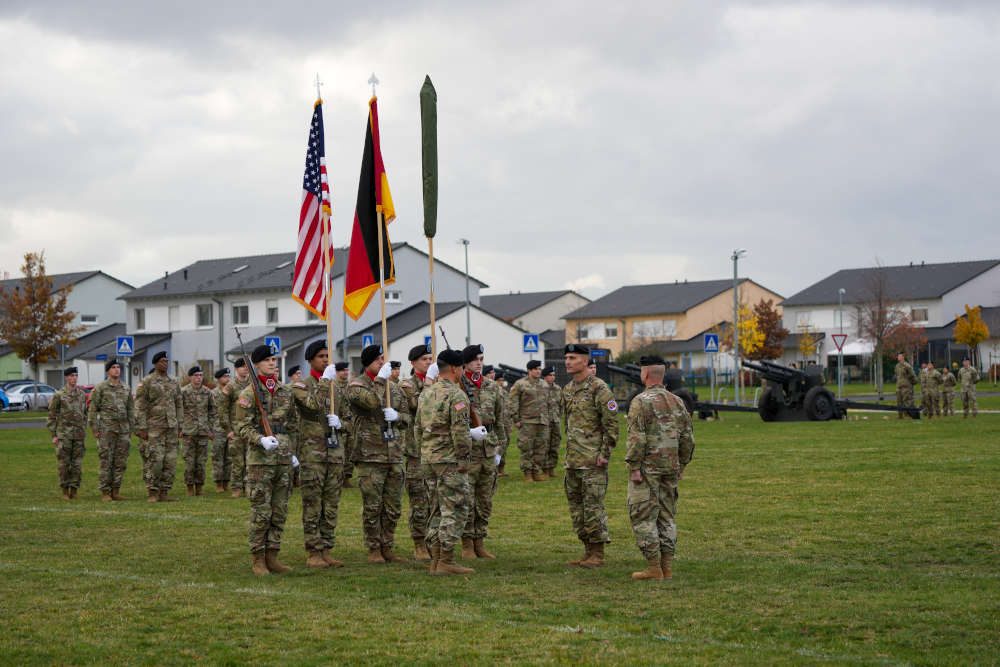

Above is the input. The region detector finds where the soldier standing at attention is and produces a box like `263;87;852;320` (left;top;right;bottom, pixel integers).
399;344;435;561
459;344;505;560
334;361;357;488
542;366;563;479
958;358;980;418
508;359;549;482
348;344;407;564
389;361;402;384
290;340;346;570
87;358;134;501
47;367;88;499
923;362;942;419
562;343;619;569
223;358;253;497
180;366;215;496
587;359;597;377
486;366;513;478
235;344;300;575
135;351;183;502
210;368;232;492
625;356;695;580
417;348;483;575
894;352;917;419
940;364;957;417
287;365;302;384
286;365;303;489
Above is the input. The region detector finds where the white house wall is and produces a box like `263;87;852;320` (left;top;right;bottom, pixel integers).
941;264;1000;319
514;293;590;333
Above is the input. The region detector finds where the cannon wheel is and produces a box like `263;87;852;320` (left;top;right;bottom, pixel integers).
757;387;779;422
673;388;696;415
804;386;836;421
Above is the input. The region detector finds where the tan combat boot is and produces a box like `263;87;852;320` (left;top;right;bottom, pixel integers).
265;549;292;573
660;552;673;579
473;538;496;559
230;488;242;498
62;487;71;500
428;544;441;574
321;550;344;568
413;540;431;561
497;464;507;477
566;542;591;566
112;488;125;501
306;551;330;569
461;537;476;560
524;471;534;482
159;490;178;502
367;548;386;564
195;485;203;496
533;471;548;482
216;483;225;493
579;543;605;569
436;550;475;575
381;547;408;563
69;487;78;499
186;485;195;497
146;489;158;503
631;556;664;580
545;467;556;478
251;552;269;576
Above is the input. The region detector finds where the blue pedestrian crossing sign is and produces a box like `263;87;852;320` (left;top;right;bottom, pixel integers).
703;333;719;353
265;336;281;355
522;334;540;354
362;333;375;349
424;336;432;348
116;336;134;356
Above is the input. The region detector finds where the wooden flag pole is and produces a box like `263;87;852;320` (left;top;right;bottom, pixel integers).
376;209;390;406
428;237;436;357
321;207;336;414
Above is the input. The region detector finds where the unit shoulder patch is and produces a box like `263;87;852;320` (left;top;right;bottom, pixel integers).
607;400;618;412
238;396;251;408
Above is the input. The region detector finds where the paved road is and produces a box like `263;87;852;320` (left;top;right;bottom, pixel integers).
0;420;45;430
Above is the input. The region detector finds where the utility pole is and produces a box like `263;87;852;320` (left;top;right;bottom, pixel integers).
460;238;471;345
731;248;746;405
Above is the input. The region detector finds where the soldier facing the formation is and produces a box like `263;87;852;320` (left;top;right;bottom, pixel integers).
180;366;216;496
87;358;134;501
921;362;942;419
47;367;88;499
894;352;917;419
542;366;562;479
940;364;957;417
958;358;980;418
135;351;184;502
222;358;253;497
210;368;232;492
508;359;549;481
399;344;434;561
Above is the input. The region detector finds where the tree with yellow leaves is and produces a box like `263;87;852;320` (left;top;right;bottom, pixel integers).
798;327;818;363
954;305;990;366
721;303;763;357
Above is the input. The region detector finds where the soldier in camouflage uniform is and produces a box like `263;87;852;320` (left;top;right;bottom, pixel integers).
542;366;562;478
389;360;401;384
235;345;300;575
210;368;232;492
940;364;957;416
221;358;253;497
561;343;619;569
894;352;917;419
486;367;513;478
87;358;134;501
348;344;408;564
180;366;216;496
400;344;434;561
416;348;483;575
135;351;184;502
459;344;507;560
508;359;549;481
290;340;345;570
625;356;695;580
334;362;357;488
47;367;88;499
921;362;942;419
958;358;980;418
287;365;303;489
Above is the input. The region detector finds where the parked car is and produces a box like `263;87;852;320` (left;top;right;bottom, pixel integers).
0;388;8;410
0;379;35;392
4;383;58;410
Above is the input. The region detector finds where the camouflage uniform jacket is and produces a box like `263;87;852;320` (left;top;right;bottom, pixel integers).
923;370;942;391
219;374;252;435
47;386;88;441
87;379;134;434
135;372;182;431
415;377;472;466
562;375;618;469
290;374;343;464
546;382;563;424
625;385;694;477
399;373;430;459
180;383;215;436
346;372;405;463
958;366;980;389
210;386;228;435
941;369;957;389
895;361;916;388
508;376;548;424
234;380;295;466
460;374;507;459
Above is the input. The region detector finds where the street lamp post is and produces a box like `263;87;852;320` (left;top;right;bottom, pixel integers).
838;288;845;399
731;248;747;405
460;238;471;345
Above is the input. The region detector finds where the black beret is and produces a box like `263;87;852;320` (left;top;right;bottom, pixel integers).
105;358;120;371
287;365;300;377
541;366;555;377
214;368;230;379
564;343;590;355
64;367;78;376
234;358;246;369
361;344;383;367
304;340;327;361
639;355;666;367
335;361;349;371
152;351;167;364
437;348;463;367
251;344;274;364
526;360;542;370
408;343;432;361
188;366;202;376
483;365;494;375
462;344;484;364
390;360;401;369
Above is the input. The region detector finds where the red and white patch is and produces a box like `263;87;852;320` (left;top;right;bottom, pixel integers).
454;402;466;411
607;400;618;412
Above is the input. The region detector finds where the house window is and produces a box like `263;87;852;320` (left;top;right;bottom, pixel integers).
911;308;928;323
134;308;145;331
266;300;279;325
604;324;619;338
796;311;812;328
579;323;607;340
81;314;98;324
196;304;213;327
232;304;249;326
386;290;402;304
632;319;678;339
168;305;180;331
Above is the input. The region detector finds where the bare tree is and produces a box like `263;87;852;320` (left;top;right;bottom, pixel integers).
854;262;910;399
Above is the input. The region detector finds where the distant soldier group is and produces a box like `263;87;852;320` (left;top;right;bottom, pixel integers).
896;352;981;419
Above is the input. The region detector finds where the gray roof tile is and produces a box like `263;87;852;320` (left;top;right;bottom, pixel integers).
563;279;763;319
480;290;584;320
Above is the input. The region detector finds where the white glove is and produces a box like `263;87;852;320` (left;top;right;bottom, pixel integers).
426;363;439;380
470;426;488;441
377;363;393;380
327;414;342;429
321;365;337;381
259;436;279;451
494;453;502;466
383;407;399;422
291;455;300;468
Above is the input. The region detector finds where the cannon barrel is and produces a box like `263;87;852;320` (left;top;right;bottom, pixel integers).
741;359;804;383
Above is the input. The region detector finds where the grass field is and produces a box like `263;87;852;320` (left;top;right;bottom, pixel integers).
2;413;998;664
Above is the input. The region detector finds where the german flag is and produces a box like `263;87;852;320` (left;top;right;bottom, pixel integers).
344;96;396;320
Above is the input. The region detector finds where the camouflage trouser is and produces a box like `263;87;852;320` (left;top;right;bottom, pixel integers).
356;462;404;550
342;431;355;482
229;436;248;490
211;432;231;483
545;421;561;470
961;389;978;416
940;389;955;416
564;467;609;544
248;463;291;554
182;434;211;486
301;460;344;552
628;472;678;558
462;456;497;539
97;432;130;492
424;462;471;553
142;428;179;492
896;385;914;416
516;422;547;474
56;438;85;489
405;456;429;541
921;391;939;418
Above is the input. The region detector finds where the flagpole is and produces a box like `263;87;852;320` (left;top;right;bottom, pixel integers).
376;208;390;407
428;237;436;357
322;204;336;414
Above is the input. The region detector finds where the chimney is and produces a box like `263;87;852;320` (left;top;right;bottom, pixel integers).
183;269;188;280
921;261;925;266
163;270;168;290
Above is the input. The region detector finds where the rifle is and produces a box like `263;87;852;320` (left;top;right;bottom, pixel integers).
234;328;273;438
438;326;483;428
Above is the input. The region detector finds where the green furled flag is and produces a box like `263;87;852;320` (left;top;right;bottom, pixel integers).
420;75;438;238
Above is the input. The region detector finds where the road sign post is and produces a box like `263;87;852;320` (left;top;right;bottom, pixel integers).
116;336;134;357
704;334;720;403
362;333;375;349
832;333;848;399
265;336;281;355
522;334;540;359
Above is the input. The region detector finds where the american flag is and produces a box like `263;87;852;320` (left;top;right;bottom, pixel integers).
292;101;334;319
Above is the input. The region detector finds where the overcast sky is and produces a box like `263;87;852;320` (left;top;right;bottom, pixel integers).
1;1;998;302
